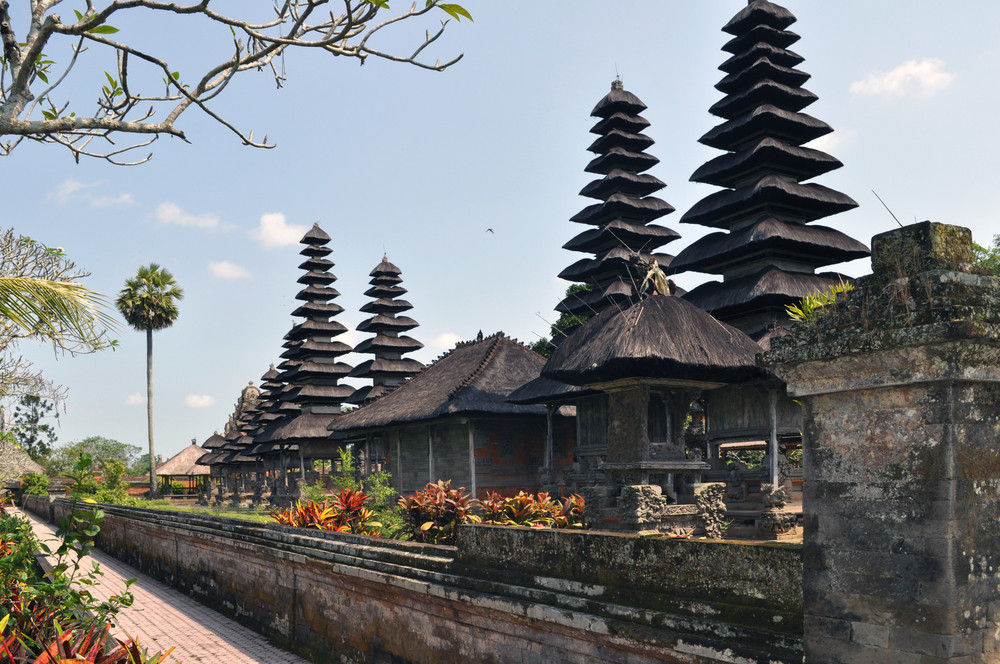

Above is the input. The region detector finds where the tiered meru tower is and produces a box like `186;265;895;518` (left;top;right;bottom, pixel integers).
347;256;425;405
276;223;354;412
671;0;869;343
256;223;354;461
556;79;679;319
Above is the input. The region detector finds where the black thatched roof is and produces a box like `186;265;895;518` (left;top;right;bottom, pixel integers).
256;411;338;444
201;431;227;450
699;104;831;151
690;137;841;188
669;218;870;275
681;175;858;229
682;267;849;319
507;376;596;405
329;332;548;432
542;294;764;387
723;0;796;35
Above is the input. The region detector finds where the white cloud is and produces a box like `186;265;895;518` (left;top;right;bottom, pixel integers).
155;202;221;229
250;212;308;247
49;178;133;207
849;58;955;99
430;332;462;350
209;261;251;280
185;394;216;408
124;392;145;406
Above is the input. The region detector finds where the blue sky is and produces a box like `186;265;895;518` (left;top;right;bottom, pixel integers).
11;1;1000;461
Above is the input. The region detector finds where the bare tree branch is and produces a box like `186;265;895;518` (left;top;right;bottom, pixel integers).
0;0;469;164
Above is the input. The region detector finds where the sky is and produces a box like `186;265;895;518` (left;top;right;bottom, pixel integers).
8;1;1000;462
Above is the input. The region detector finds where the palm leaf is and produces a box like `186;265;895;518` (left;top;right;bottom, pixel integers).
0;277;118;349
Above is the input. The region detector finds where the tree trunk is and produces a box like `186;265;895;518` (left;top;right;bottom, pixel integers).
146;326;157;497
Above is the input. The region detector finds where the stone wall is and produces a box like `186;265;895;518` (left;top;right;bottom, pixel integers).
38;500;802;663
766;221;1000;662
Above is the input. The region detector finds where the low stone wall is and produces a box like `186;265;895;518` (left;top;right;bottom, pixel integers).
40;500;802;663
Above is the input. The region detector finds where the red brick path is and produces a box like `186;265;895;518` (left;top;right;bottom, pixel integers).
13;507;309;664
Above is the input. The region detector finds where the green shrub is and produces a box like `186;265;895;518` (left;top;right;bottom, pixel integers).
19;472;49;497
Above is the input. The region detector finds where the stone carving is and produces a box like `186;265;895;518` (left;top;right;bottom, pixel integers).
695;483;729;539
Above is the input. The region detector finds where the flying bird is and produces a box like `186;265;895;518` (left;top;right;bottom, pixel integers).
486;228;494;234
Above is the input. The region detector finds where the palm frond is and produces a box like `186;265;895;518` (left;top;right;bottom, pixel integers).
0;277;118;351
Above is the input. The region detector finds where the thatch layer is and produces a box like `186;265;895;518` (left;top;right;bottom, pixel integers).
507;376;596;405
691;137;841;188
330;333;547;432
723;0;796;35
156;443;211;477
669;218;870;274
543;295;764;386
709;79;817;120
680;175;858;229
720;42;803;75
700;104;830;151
682;267;849;317
0;440;44;483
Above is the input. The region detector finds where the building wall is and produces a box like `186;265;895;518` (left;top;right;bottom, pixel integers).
389;415;576;499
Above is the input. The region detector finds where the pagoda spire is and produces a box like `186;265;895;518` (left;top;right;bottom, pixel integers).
346;255;425;405
673;0;869;343
273;222;355;412
555;79;679;320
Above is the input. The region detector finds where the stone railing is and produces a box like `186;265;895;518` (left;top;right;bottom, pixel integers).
25;498;803;664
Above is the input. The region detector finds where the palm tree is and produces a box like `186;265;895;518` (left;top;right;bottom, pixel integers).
115;264;183;497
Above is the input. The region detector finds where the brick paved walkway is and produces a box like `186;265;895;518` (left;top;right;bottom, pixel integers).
14;507;309;664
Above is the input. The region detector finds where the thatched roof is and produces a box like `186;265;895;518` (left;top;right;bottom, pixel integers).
329;332;548;432
256;411;336;443
699;104;830;151
669;217;870;275
542;294;764;386
507;376;595;405
156;443;211;477
723;0;795;36
682;268;849;318
690;137;841;188
0;440;44;483
201;431;227;450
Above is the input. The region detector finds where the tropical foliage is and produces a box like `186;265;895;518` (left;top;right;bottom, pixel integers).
785;280;854;322
0;472;172;663
480;492;587;529
270;488;382;536
973;234;1000;276
397;480;480;545
0;230;116;404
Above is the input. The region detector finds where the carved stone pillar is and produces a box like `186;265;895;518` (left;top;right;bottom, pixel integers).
766;222;1000;662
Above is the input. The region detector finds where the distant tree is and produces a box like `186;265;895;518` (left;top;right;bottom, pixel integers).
130;452;163;478
43;435;141;477
531;284;592;357
9;394;57;460
0;1;470;164
116;264;183;497
973;234;1000;276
